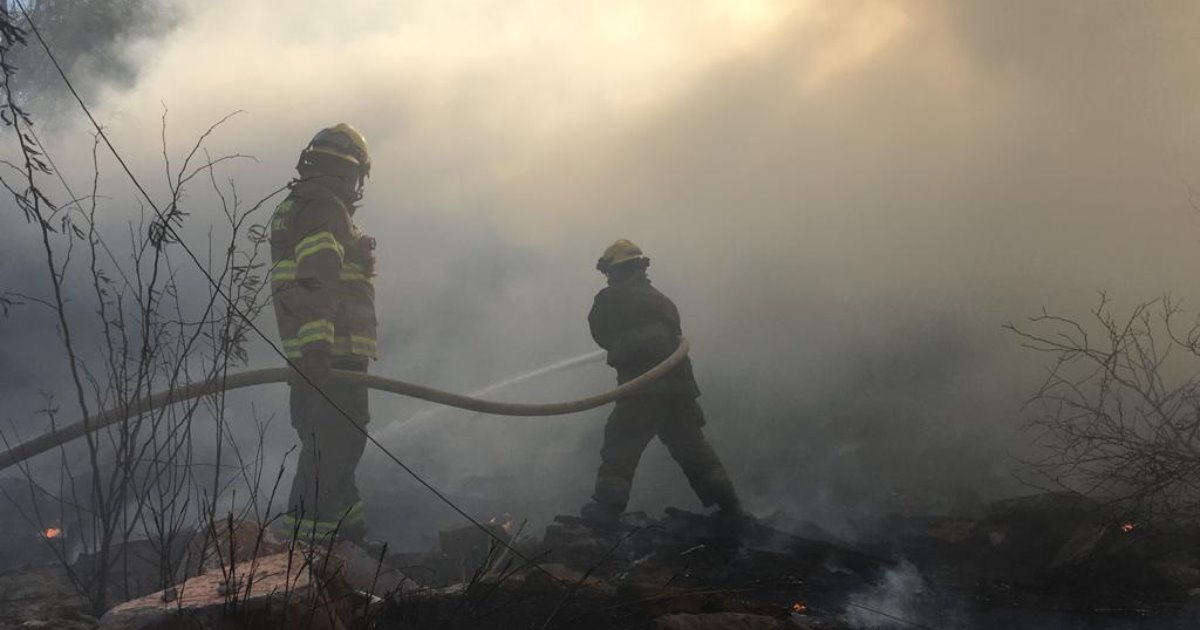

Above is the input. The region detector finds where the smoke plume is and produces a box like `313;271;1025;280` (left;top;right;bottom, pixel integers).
3;0;1200;547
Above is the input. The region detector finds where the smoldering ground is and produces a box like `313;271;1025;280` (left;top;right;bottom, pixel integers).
3;0;1200;552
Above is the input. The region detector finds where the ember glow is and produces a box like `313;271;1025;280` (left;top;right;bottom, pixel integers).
1120;523;1137;534
42;527;62;539
488;514;515;537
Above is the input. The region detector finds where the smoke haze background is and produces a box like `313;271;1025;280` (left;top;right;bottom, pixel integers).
3;0;1200;547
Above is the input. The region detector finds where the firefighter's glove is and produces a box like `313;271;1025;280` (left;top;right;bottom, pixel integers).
294;348;332;387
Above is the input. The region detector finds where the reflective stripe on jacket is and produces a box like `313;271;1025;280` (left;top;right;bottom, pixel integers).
269;180;377;360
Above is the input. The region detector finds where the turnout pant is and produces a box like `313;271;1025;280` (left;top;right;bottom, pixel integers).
285;358;370;538
591;396;739;511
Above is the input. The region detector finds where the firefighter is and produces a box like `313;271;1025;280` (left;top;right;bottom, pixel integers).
268;123;378;541
581;239;744;528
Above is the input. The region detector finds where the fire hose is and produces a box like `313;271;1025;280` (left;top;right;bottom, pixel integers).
0;338;689;473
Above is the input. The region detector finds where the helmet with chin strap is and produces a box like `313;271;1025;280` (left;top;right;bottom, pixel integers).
596;239;649;273
297;123;371;199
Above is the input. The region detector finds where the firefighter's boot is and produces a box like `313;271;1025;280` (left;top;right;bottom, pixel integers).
705;470;748;540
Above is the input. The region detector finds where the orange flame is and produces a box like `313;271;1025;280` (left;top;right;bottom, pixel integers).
488;513;515;537
43;527;62;539
1120;523;1136;533
791;602;808;614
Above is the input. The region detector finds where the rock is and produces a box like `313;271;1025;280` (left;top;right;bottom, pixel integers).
204;519;288;570
99;549;354;630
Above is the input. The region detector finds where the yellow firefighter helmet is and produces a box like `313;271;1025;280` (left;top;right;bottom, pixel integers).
596;239;648;272
300;123;371;179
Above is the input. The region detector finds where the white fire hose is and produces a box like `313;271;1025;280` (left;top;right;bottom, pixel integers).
0;338;689;472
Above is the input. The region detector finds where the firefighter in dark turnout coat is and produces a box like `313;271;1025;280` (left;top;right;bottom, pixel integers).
581;239;743;524
269;123;377;540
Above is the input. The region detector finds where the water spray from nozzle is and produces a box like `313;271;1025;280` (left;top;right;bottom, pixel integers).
374;349;606;442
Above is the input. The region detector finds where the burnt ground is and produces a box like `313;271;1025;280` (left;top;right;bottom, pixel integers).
373;497;1200;630
2;492;1200;629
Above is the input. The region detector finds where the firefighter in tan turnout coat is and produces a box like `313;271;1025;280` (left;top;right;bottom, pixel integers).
269;123;378;540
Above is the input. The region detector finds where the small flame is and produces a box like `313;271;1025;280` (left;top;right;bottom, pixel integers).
791;601;808;614
1120;522;1136;534
488;513;515;536
43;527;62;539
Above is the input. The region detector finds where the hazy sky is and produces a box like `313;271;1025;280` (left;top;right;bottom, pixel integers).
5;1;1200;544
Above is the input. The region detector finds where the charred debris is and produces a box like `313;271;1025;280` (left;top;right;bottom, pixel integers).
3;491;1200;629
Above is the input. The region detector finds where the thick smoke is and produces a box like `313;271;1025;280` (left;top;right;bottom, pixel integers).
4;1;1200;548
10;0;179;122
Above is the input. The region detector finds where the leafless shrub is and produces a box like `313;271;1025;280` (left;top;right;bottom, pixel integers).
1007;293;1200;522
0;11;297;615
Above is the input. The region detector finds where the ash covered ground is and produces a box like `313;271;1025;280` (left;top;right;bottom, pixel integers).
4;492;1200;629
